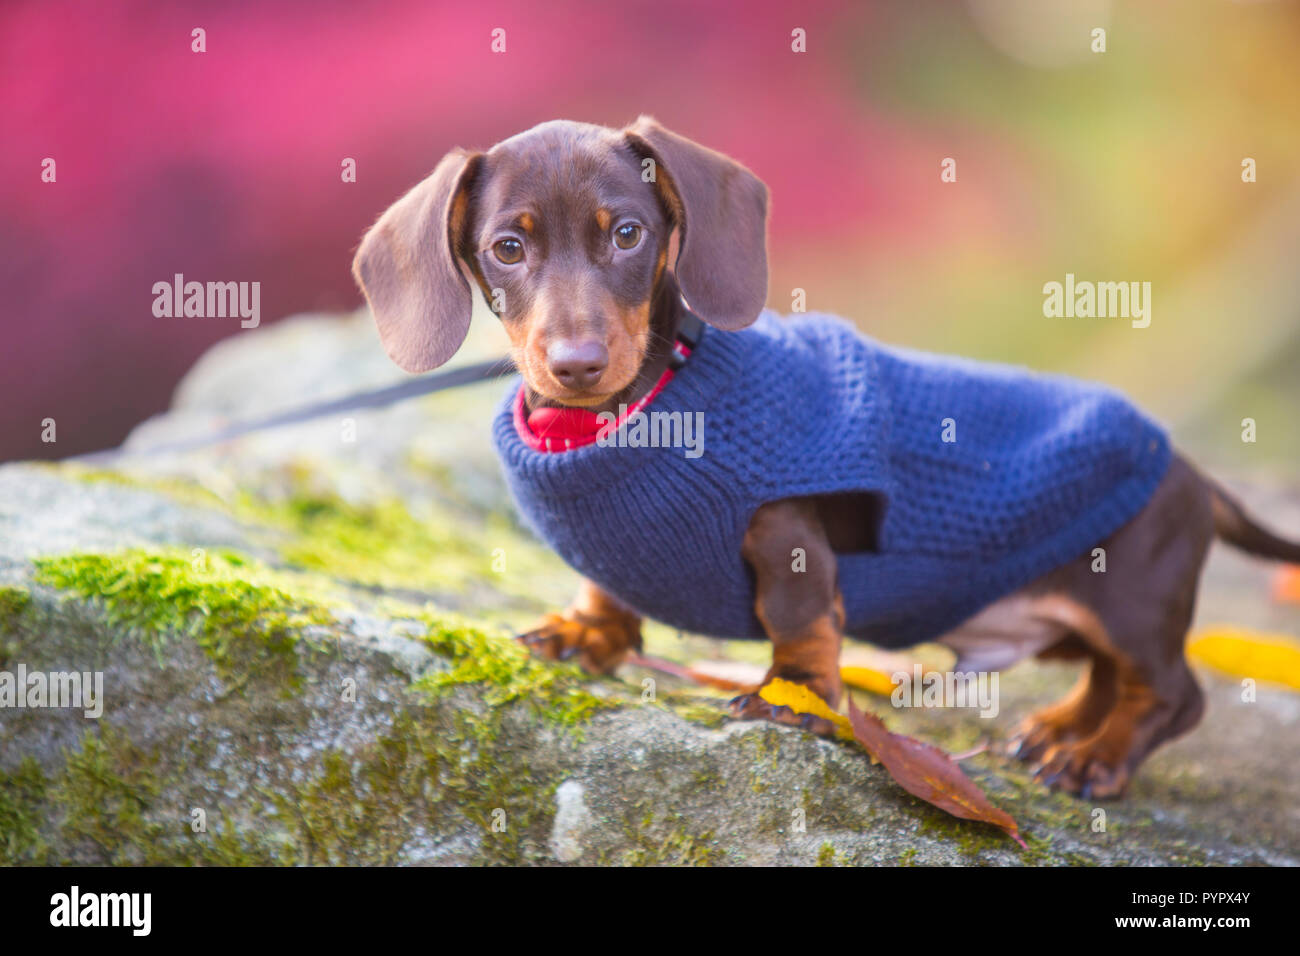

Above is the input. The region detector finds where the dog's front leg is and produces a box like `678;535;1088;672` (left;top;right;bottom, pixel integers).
518;578;643;674
729;498;845;737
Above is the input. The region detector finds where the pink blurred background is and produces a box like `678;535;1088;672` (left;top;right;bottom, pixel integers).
4;0;1300;462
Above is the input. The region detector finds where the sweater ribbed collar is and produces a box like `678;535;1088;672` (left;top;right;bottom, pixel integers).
493;314;758;499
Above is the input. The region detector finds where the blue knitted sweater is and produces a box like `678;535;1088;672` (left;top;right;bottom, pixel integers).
492;312;1171;648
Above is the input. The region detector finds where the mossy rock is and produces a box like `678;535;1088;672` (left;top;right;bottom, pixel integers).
2;309;1297;865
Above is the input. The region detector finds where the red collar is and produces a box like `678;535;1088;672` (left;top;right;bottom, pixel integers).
515;353;685;453
515;316;701;453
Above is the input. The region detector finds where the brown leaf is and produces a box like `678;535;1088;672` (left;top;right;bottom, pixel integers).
846;696;1026;849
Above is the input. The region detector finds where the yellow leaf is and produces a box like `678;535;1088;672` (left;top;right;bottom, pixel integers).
839;643;938;696
840;665;898;696
758;677;855;741
1187;627;1300;691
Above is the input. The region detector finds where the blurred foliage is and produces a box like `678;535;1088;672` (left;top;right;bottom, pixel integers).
5;0;1298;467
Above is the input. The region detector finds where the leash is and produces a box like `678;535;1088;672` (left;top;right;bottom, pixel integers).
68;356;517;465
68;310;706;466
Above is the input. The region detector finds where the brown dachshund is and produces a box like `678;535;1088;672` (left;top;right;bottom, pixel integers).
353;116;1300;799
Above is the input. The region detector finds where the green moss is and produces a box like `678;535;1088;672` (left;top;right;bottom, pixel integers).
58;461;566;602
618;813;724;866
49;463;228;512
414;613;611;726
0;585;32;630
0;585;31;665
691;767;724;793
19;543;620;865
273;705;564;866
271;729;439;865
817;841;836;866
0;757;49;864
917;808;1012;860
33;549;332;694
254;491;488;592
260;612;622;864
54;726;167;862
669;699;729;729
184;823;285;866
31;697;564;866
242;481;574;607
45;726;280;865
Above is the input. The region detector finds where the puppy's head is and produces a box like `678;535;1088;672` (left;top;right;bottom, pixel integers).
353;117;769;406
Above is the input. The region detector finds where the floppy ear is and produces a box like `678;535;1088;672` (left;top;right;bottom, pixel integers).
624;115;769;330
352;149;482;372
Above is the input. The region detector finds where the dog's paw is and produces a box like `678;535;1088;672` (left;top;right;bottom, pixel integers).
727;691;840;738
516;612;637;674
1005;712;1080;764
1030;739;1130;800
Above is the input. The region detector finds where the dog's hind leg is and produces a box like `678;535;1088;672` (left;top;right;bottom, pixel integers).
1015;456;1215;798
1030;631;1205;800
1006;631;1119;766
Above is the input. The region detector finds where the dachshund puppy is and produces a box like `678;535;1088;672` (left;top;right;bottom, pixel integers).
353;117;1300;798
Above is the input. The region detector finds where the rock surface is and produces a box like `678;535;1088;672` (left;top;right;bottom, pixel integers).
2;308;1298;865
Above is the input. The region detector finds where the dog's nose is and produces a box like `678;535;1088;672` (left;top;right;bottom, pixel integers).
547;340;608;390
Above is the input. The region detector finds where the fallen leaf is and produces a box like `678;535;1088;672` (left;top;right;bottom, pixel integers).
759;677;856;742
1271;566;1300;605
626;654;757;691
1187;627;1300;691
840;665;899;696
683;659;767;690
846;696;1026;849
839;643;951;696
645;644;937;699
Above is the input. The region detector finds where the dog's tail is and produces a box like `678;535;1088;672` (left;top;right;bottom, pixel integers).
1206;475;1300;563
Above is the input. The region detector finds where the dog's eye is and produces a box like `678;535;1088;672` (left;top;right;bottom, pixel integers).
493;238;524;264
613;223;642;250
